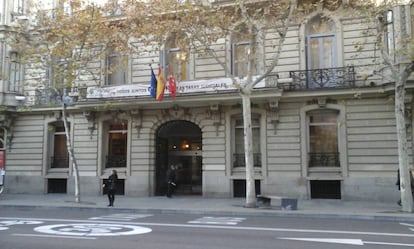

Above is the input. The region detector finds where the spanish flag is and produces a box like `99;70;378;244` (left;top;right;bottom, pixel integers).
156;67;166;101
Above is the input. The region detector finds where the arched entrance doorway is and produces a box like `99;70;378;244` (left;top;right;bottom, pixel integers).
155;120;202;196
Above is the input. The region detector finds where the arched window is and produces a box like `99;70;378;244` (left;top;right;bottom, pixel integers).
306;15;337;71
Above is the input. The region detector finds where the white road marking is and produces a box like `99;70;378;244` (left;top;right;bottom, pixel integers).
89;213;153;221
13;233;96;240
188;217;245;225
280;238;363;245
34;223;152;237
401;222;414;232
279;237;414;247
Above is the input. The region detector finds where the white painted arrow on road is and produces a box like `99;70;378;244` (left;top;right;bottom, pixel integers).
279;237;414;247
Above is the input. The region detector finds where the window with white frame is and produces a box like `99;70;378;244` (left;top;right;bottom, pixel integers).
164;32;188;82
12;0;25;14
232;113;261;168
385;10;394;57
307;109;339;167
231;25;257;78
8;51;22;93
105;47;127;85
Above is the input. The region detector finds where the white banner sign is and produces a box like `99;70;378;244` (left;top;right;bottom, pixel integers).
86;77;265;99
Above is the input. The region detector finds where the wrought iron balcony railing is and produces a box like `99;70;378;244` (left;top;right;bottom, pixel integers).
285;66;355;90
308;152;340;167
233;153;261;168
34;87;87;106
105;155;127;168
50;156;69;168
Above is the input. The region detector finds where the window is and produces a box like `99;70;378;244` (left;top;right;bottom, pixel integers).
46;58;68;89
105;47;127;85
306;15;336;71
0;127;5;150
12;0;25;14
49;122;69;168
164;33;188;82
106;122;127;168
231;26;256;78
232;114;261;168
385;10;394;56
308;110;339;167
8;52;22;93
411;4;414;39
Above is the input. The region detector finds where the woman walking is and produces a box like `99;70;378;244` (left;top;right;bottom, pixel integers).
104;170;118;207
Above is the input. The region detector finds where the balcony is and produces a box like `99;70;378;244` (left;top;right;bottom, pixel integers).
105;155;127;168
281;66;356;90
308;152;340;167
34;87;87;106
233;153;261;167
50;156;69;168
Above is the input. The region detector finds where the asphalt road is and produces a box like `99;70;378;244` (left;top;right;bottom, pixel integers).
0;207;413;249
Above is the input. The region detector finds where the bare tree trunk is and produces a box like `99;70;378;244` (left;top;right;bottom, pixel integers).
62;103;81;203
241;93;256;207
396;73;414;213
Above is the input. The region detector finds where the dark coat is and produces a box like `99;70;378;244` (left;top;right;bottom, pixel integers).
106;174;118;191
166;167;176;184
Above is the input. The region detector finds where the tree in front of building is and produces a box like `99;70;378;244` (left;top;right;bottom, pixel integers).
7;0;133;203
372;0;414;212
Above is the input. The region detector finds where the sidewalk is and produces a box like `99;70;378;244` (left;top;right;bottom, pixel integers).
0;194;413;222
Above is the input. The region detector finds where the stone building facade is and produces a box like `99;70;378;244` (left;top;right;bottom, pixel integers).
1;0;413;202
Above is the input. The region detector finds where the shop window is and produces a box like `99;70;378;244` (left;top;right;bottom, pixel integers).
232;114;261;168
308;110;339;167
105;122;127;168
49;121;69;168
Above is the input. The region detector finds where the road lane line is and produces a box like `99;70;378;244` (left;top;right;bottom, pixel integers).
12;233;96;240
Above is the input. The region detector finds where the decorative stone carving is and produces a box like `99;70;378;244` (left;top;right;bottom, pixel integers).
130;109;142;138
163;105;190;119
83;111;96;139
267;100;279;134
207;104;221;136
